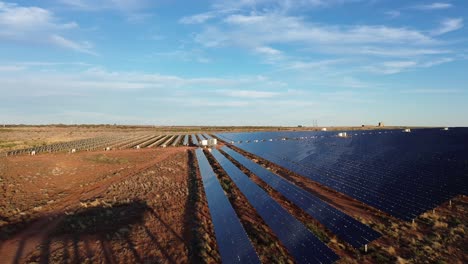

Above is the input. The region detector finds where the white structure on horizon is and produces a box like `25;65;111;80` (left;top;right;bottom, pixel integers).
321;128;327;131
443;127;449;131
403;128;411;133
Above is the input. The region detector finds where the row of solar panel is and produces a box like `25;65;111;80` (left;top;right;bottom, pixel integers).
195;149;260;263
224;129;468;221
221;146;381;248
236;143;431;221
210;149;339;264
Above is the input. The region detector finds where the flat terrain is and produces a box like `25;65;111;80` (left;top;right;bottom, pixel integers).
0;125;414;152
0;126;466;263
0;148;201;263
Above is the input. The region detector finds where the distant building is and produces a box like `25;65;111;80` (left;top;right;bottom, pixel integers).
199;138;217;147
378;122;384;127
403;128;411;133
321;128;327;131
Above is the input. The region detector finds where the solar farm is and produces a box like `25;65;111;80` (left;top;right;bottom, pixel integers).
0;126;467;263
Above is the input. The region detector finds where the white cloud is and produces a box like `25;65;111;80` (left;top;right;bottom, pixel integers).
0;2;77;31
150;49;211;63
279;59;344;71
400;89;461;94
365;57;454;74
59;0;153;23
0;65;26;71
179;12;218;24
0;66;288;96
219;89;281;98
431;18;463;35
50;34;96;55
195;13;435;49
385;10;401;19
319;46;451;57
0;1;94;54
59;0;151;11
212;0;363;10
365;60;418;74
413;2;453;11
255;46;282;55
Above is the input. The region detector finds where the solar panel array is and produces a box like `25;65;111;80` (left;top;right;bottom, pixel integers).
211;149;339;264
222;146;381;248
191;134;199;146
217;128;468;221
195;149;260;264
183;135;189;146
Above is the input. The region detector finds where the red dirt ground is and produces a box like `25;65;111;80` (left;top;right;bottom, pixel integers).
0;147;207;264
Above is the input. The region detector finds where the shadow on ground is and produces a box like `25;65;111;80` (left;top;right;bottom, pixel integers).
0;200;179;264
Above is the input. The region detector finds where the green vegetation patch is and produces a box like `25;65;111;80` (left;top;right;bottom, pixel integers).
86;154;129;164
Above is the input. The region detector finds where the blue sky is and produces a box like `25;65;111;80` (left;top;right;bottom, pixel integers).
0;0;467;126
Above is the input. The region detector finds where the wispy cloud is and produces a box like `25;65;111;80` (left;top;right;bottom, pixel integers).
218;89;281;98
59;0;154;22
384;10;401;19
179;11;220;24
0;1;95;54
254;46;282;55
412;2;453;11
50;34;96;55
59;0;152;12
212;0;364;10
431;18;463;35
0;66;288;96
400;89;462;94
364;57;454;74
150;49;211;63
0;65;26;72
195;13;435;49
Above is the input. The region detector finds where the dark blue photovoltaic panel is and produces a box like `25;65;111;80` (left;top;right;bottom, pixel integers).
183;135;189;146
211;149;339;264
204;133;213;139
222;146;381;248
191;134;199;146
195;149;260;264
199;134;207;140
215;128;468;221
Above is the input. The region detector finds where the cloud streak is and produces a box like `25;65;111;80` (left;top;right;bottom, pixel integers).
431;18;464;35
412;2;453;11
0;1;95;54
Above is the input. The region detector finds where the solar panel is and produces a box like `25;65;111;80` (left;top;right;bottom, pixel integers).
195;149;260;264
220;128;468;221
183;135;189;146
191;134;199;146
211;149;339;264
222;146;381;248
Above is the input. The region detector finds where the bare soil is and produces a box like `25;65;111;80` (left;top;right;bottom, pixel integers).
0;147;209;264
